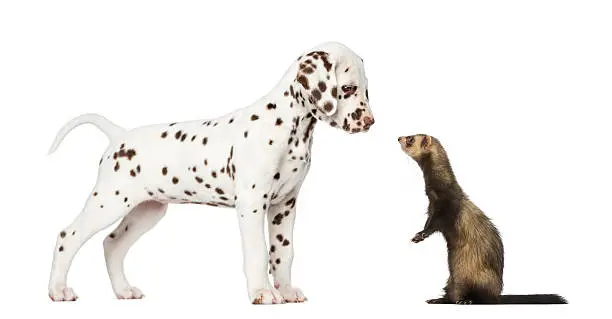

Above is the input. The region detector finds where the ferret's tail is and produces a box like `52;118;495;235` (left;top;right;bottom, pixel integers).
499;294;568;304
48;113;126;154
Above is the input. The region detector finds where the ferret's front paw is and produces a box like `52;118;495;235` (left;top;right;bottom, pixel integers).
411;231;428;243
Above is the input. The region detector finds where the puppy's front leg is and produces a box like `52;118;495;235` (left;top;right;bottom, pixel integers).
236;192;284;305
267;190;306;303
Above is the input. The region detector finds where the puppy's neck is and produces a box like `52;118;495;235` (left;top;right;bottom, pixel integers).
252;64;319;150
262;60;316;118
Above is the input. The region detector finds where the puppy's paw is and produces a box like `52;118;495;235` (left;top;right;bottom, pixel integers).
278;286;307;303
116;287;144;300
49;287;78;302
251;288;285;305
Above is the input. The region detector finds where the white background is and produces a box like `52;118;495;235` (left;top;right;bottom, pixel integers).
0;0;609;318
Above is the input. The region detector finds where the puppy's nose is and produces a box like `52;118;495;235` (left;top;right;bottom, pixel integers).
363;116;375;127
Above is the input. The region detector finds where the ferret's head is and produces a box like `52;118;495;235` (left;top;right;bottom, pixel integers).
397;134;436;160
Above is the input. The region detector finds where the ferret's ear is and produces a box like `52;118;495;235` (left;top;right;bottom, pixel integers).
420;136;432;149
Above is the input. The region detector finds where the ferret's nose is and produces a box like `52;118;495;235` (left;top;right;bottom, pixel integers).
363;116;375;128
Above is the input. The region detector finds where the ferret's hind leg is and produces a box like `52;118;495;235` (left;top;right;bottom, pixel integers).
468;274;502;304
426;297;452;304
426;279;453;304
446;280;473;305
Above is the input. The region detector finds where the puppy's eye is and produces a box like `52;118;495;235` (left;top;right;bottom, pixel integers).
365;89;369;100
341;85;357;94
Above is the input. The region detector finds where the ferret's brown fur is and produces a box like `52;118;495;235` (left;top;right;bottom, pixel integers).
398;134;567;305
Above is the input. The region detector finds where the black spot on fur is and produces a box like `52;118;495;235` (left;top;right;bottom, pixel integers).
318;81;327;92
286;198;296;208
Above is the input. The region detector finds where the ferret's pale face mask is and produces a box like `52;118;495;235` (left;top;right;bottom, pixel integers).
398;135;432;159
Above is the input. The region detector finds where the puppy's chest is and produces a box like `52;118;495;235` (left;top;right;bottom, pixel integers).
272;119;316;198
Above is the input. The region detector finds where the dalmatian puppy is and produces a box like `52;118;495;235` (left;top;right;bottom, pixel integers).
47;42;374;304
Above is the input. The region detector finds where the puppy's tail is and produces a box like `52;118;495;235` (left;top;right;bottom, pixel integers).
48;113;126;154
498;294;568;304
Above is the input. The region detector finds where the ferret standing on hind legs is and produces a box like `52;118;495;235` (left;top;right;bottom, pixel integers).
398;134;567;305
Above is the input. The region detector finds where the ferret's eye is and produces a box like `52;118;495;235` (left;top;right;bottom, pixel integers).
342;85;357;95
406;136;415;147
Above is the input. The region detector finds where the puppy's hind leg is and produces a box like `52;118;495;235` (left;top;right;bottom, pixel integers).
48;186;146;301
103;200;167;299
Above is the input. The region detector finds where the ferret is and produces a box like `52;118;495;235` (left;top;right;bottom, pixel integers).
398;134;567;305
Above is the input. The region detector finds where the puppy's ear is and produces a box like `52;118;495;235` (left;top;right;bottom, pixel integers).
295;51;338;116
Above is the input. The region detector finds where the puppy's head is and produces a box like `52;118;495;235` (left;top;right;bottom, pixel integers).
293;42;374;133
398;134;435;161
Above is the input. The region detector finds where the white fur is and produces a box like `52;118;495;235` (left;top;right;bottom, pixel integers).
47;42;374;304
